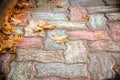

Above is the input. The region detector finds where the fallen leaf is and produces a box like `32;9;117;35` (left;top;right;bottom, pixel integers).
57;2;63;8
50;33;69;44
94;32;103;39
82;13;89;20
50;0;56;3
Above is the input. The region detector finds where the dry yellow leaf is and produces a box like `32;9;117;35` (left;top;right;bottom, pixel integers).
57;2;63;8
82;13;89;19
94;32;103;39
50;33;69;44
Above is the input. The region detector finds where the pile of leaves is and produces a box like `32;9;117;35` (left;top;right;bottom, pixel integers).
0;0;33;53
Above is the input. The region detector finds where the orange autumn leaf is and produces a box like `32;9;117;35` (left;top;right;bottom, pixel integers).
57;2;63;8
94;32;103;39
82;13;89;19
50;0;56;3
50;33;69;44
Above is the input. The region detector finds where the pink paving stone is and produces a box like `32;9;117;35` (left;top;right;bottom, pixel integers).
88;40;120;52
66;30;110;40
16;37;43;48
69;6;88;22
108;21;120;41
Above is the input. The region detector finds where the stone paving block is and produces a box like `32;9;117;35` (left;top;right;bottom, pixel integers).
32;12;68;21
69;0;105;6
51;0;69;13
16;48;64;62
69;6;88;22
25;19;45;37
49;21;87;29
106;13;120;21
66;30;110;40
36;63;88;78
8;61;33;80
88;40;120;52
103;0;120;6
111;52;120;66
87;6;120;14
88;14;107;30
34;77;88;80
16;37;43;48
88;52;114;80
108;21;120;41
13;26;24;34
64;40;88;63
44;29;66;50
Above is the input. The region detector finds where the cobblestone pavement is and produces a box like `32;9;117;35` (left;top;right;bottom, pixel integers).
7;0;120;80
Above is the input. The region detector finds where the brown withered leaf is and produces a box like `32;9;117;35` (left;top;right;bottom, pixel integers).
50;33;69;44
57;2;63;8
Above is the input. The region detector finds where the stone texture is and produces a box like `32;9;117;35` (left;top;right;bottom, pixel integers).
88;14;107;30
0;54;15;74
88;40;120;52
49;21;87;29
69;0;105;6
44;30;66;50
87;6;120;14
103;0;120;6
25;19;45;37
8;61;33;80
106;13;120;21
64;40;88;63
16;37;43;48
111;52;120;66
108;22;120;41
69;6;88;22
34;77;87;80
32;12;68;21
35;0;51;12
36;63;88;78
16;48;64;62
66;30;110;40
14;26;24;34
51;0;69;13
88;52;114;80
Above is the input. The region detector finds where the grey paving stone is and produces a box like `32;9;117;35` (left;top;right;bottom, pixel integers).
16;48;64;62
49;21;87;29
13;26;24;35
103;0;120;6
36;63;88;78
44;29;66;50
88;52;114;80
69;0;105;6
51;0;69;13
64;40;88;63
87;14;107;30
106;13;120;21
87;6;120;14
8;61;33;80
32;12;68;21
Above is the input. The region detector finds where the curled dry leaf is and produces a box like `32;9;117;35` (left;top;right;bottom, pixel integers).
57;2;63;8
50;33;69;44
94;32;103;39
82;13;89;20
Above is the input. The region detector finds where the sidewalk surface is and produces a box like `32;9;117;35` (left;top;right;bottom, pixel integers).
8;0;120;80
